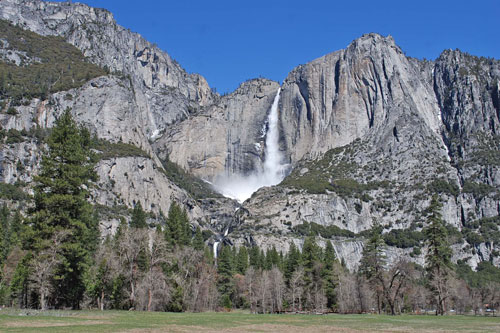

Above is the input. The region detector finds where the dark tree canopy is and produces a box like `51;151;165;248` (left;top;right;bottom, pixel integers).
27;109;98;308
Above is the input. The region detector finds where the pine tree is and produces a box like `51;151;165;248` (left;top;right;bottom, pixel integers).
302;236;320;275
192;228;205;251
424;195;452;315
114;217;127;248
236;246;249;274
180;208;191;246
130;202;147;228
249;246;261;268
265;246;280;270
284;242;301;284
27;109;97;309
359;225;386;314
322;240;338;310
0;205;10;261
359;226;386;281
301;236;322;307
165;202;191;247
217;245;234;307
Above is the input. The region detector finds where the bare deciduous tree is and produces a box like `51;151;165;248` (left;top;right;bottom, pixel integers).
116;227;148;309
267;266;285;313
289;266;304;312
244;267;260;313
137;231;170;311
31;231;68;310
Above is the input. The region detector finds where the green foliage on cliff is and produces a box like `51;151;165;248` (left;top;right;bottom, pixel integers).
0;20;107;105
160;157;221;200
383;229;425;248
0;182;27;201
462;215;500;246
427;179;460;197
462;180;497;199
92;139;150;160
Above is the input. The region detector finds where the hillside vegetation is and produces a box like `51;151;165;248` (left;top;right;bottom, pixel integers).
0;20;107;106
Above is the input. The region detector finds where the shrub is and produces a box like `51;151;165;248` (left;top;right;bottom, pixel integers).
0;182;27;200
462;181;496;199
427;179;460;196
383;229;425;248
93;139;150;160
6;107;17;115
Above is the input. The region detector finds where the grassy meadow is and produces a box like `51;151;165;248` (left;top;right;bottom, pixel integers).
0;309;499;332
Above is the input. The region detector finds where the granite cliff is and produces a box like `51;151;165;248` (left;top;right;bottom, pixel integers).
0;0;499;269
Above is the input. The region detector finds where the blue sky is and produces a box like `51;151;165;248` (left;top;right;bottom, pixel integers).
66;0;498;94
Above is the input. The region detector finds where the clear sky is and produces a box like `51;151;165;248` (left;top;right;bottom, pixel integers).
63;0;499;94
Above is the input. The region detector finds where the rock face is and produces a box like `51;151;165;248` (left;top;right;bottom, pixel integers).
0;0;214;138
240;35;500;268
155;79;280;180
0;2;499;269
279;34;443;163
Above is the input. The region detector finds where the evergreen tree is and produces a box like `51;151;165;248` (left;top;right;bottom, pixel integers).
424;195;452;315
259;248;266;270
180;208;191;246
231;245;238;270
114;217;127;248
217;245;234;307
167;285;184;312
192;228;205;251
359;226;386;280
302;236;320;276
0;205;10;261
359;225;386;313
285;242;301;284
9;252;32;308
265;246;280;270
249;246;261;268
165;202;191;247
322;240;338;310
130;202;147;228
27;109;97;309
236;246;249;274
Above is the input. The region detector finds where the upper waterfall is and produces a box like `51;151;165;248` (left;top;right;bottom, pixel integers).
213;88;288;202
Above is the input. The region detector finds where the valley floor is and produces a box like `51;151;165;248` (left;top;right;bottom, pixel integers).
0;309;499;332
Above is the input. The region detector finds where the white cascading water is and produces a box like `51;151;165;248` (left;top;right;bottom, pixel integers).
213;88;288;202
213;241;220;259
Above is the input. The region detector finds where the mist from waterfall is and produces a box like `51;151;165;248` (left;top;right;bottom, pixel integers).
213;88;288;203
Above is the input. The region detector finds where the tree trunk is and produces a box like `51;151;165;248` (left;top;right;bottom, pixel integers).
100;290;105;311
147;288;152;311
389;301;395;316
40;291;47;311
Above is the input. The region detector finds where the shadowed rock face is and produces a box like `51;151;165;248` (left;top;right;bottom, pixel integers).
0;2;499;269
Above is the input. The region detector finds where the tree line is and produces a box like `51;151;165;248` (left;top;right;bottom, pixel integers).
0;111;499;314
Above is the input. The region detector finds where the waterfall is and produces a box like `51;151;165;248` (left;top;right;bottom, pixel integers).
213;241;220;259
263;88;286;183
213;88;288;202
